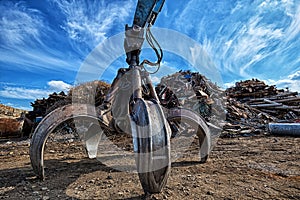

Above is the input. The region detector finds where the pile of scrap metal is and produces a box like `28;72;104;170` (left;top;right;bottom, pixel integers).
29;91;69;118
156;73;299;137
155;70;226;134
24;71;225;138
27;81;110;121
4;72;299;139
224;79;300;137
69;80;110;106
23;81;111;136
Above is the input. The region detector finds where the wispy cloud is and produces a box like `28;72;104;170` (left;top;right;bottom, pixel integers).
0;80;71;100
275;70;300;92
0;87;50;100
1;0;299;110
0;47;80;72
288;70;300;80
235;16;284;76
0;1;80;73
267;79;300;93
173;0;300;82
0;1;43;46
51;0;134;49
5;102;31;111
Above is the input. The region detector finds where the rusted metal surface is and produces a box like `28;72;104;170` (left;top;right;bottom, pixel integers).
29;104;101;179
156;70;225;122
167;107;211;163
0;118;24;138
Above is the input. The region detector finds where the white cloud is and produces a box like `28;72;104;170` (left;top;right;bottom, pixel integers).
5;103;31;111
266;70;300;92
47;80;72;91
285;3;300;41
233;16;284;76
0;48;80;72
230;1;243;14
151;76;161;84
288;70;300;80
223;80;237;89
266;79;300;93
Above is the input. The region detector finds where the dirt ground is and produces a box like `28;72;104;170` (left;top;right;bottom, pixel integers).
0;134;299;200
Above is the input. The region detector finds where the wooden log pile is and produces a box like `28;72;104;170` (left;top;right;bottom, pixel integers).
223;79;300;137
226;79;282;101
247;92;300;120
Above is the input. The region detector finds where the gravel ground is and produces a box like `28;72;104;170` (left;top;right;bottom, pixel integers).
0;135;299;199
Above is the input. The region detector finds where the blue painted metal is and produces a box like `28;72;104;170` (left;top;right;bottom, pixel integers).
269;123;300;136
133;0;165;27
153;0;165;14
133;0;157;27
125;0;165;65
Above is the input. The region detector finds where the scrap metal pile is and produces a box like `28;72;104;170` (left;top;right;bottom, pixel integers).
156;72;300;137
69;80;110;106
28;81;110;119
29;91;68;117
23;81;110;136
3;71;299;139
155;70;225;123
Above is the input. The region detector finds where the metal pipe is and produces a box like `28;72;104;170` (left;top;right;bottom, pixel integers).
269;123;300;136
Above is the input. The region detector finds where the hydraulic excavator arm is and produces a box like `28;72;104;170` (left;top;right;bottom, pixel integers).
124;0;165;66
133;0;165;27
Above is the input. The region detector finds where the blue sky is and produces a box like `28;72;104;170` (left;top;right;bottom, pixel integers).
0;0;299;110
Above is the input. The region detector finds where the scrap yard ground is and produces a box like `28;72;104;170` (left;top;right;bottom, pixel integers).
0;135;299;199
